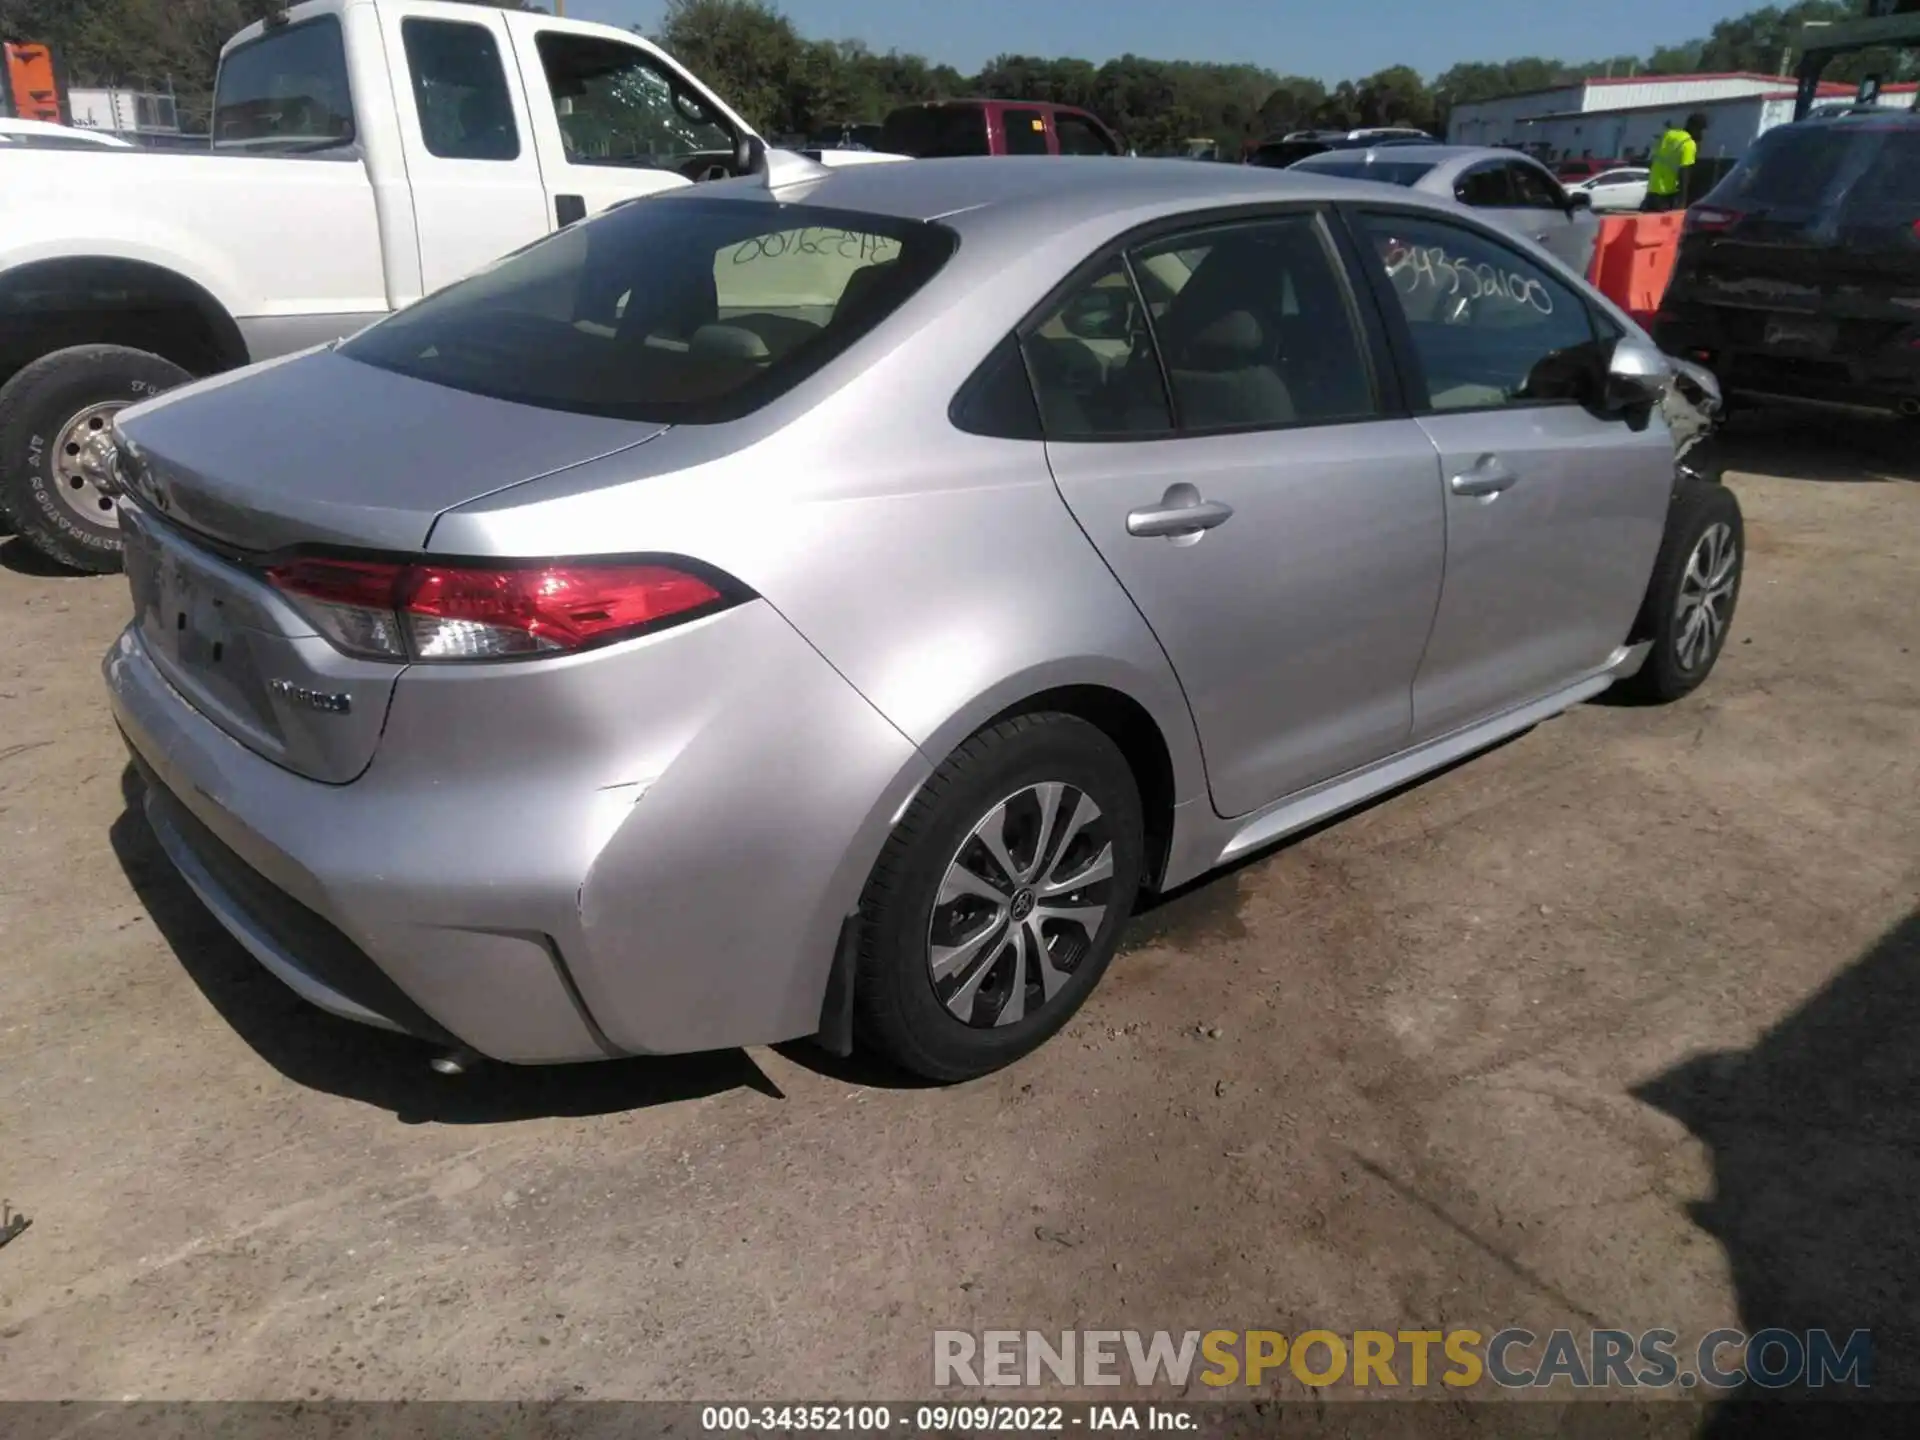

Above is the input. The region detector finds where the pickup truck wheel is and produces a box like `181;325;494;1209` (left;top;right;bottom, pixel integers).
1617;478;1745;704
0;345;191;573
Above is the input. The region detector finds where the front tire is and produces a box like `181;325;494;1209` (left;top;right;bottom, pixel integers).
854;713;1145;1082
1618;479;1745;704
0;345;191;573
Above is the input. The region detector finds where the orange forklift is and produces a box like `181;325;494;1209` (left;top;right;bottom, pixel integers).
2;39;69;124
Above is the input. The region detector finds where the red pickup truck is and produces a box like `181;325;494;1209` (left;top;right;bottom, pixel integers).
876;99;1124;157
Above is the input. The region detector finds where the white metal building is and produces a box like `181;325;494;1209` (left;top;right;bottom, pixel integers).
1447;71;1918;166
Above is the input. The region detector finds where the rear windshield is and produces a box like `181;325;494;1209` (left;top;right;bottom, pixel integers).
879;106;990;157
1715;122;1920;214
213;16;355;151
1296;158;1437;187
341;197;957;423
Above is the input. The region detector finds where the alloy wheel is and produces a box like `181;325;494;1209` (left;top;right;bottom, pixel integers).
1675;521;1738;673
927;782;1117;1029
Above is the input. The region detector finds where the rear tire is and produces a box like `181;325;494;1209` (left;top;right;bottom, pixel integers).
854;713;1144;1082
1617;479;1744;704
0;345;191;573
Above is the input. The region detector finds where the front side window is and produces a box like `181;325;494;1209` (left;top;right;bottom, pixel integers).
1055;114;1115;156
1454;165;1512;207
1509;163;1568;210
534;33;731;168
212;17;354;150
342;198;954;423
1359;213;1603;413
1131;215;1377;432
402;19;519;161
1003;109;1051;156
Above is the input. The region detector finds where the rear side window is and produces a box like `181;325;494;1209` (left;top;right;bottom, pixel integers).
1004;108;1051;155
1131;216;1378;433
342;198;956;423
879;105;990;157
402;19;518;161
1297;158;1436;187
1021;214;1378;440
212;16;354;150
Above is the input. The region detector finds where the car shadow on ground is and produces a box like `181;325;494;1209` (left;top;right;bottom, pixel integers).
1718;411;1920;485
0;534;85;576
1635;907;1920;1420
108;767;787;1124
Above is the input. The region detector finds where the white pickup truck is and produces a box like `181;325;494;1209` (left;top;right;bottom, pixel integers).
0;0;886;570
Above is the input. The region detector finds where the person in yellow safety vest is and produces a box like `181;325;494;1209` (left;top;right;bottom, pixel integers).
1643;112;1707;212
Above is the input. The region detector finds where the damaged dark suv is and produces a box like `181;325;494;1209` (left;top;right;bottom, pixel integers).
1656;110;1920;418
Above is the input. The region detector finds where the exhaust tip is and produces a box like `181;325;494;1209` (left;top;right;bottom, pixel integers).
429;1049;478;1076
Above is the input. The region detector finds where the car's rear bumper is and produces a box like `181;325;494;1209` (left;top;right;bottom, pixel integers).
1656;305;1920;415
105;601;929;1063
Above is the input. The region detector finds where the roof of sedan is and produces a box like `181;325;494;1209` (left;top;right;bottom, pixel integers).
1294;144;1515;168
687;154;1408;224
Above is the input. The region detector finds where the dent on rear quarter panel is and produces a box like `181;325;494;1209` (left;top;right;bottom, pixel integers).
571;606;929;1054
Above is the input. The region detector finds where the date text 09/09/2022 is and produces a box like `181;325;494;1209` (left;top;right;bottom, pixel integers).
701;1406;1195;1432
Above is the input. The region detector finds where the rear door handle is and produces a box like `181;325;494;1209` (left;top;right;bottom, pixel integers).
1449;457;1519;498
1127;483;1235;539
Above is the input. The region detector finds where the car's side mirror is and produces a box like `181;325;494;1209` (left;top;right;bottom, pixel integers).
1567;190;1593;213
731;133;767;177
1604;335;1668;412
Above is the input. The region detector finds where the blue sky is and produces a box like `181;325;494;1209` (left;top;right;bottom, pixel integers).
562;0;1763;80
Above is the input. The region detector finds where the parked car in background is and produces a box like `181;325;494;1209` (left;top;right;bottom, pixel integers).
1291;144;1600;275
0;0;897;573
1657;110;1920;418
106;155;1739;1084
1555;156;1626;184
0;116;131;147
1571;166;1650;212
875;99;1122;158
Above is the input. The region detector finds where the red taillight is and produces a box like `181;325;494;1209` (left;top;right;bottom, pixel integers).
1685;205;1743;235
267;557;730;663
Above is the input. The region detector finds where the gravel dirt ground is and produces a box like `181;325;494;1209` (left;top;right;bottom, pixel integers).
0;414;1914;1407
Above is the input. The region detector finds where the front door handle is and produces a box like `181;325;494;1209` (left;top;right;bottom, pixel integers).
1449;456;1519;499
1127;483;1234;539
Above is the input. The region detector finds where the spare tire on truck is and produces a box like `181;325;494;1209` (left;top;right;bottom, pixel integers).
0;345;191;573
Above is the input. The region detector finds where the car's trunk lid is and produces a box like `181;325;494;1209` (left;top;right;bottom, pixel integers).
113;349;669;783
119;498;401;784
115;348;668;554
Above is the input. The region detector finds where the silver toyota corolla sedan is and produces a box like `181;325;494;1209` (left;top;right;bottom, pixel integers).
1290;145;1603;277
104;155;1742;1081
